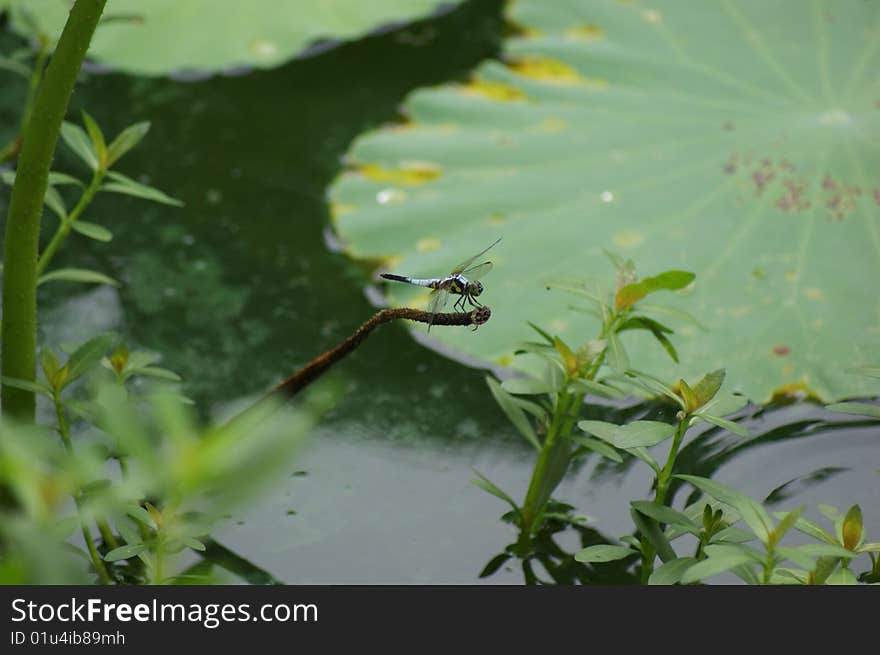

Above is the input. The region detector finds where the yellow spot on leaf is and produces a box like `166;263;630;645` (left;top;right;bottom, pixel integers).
536;117;568;132
784;270;799;282
642;9;663;24
612;230;644;249
804;287;825;301
565;24;605;41
330;201;356;218
769;382;822;405
359;161;442;186
507;56;585;85
459;79;527;102
488;212;506;224
495;353;514;367
416;238;442;253
549;319;568;333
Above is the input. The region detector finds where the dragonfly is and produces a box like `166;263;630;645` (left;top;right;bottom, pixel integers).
381;237;501;329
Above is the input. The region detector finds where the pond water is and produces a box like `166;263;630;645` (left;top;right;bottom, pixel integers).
3;0;878;583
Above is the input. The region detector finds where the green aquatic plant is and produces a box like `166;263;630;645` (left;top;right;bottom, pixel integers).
475;257;695;576
0;334;332;584
0;0;179;421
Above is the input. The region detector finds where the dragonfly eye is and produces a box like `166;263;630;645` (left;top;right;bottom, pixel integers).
472;281;484;296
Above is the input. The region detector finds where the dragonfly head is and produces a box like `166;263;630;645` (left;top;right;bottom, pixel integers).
469;280;484;297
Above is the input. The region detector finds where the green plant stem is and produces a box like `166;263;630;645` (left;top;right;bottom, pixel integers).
518;314;613;544
36;169;104;277
640;415;689;583
762;546;775;584
52;389;112;584
96;518;119;550
1;0;107;421
655;417;689;506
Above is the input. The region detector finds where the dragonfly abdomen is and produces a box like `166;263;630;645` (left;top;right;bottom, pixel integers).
381;273;443;289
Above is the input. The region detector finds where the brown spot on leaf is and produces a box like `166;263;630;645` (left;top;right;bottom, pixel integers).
772;345;791;356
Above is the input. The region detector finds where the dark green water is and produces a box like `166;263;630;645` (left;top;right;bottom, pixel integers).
1;0;878;583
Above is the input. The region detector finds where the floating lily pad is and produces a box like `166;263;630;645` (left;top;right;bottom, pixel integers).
330;0;880;403
6;0;453;75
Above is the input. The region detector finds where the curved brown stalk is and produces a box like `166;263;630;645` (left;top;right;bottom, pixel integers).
274;305;491;399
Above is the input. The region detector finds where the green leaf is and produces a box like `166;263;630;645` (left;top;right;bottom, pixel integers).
709;526;755;544
104;543;149;562
568;377;622;399
48;171;83;187
630;508;676;563
106;121;150;167
486;377;540;450
0;55;30;78
605;331;629;373
181;537;206;552
624;369;686;408
37;268;120;287
577;420;620;445
568;435;623;463
1;376;52;396
578;419;673;449
500;376;555;395
526;321;554;345
574;544;636;563
614;421;674;449
698;391;749;418
680;545;759;584
81;110;107;168
130;366;182;382
329;0;880;404
631;501;701;535
690;369;725;409
795;543;856;559
772;508;803;544
126;505;157;529
616;271;696;310
71;221;113;242
470;469;521;519
43;186;67;220
60;121;98;170
825;568;859;585
775;546;818;571
648;557;698;585
101;171;183;206
11;0;451;75
782;514;837;546
65;334;116;385
692;412;749;437
628;447;661;474
676;475;773;545
826;402;880;419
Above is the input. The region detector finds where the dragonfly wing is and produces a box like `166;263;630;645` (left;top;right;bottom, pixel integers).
450;237;502;275
427;285;450;315
460;261;493;282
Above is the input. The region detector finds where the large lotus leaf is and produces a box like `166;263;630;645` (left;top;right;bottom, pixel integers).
4;0;452;75
330;0;880;403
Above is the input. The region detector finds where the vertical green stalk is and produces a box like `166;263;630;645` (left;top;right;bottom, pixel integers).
640;415;689;582
1;0;107;421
